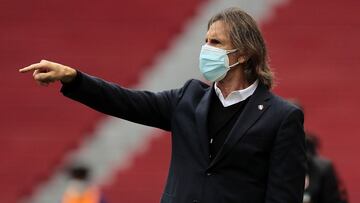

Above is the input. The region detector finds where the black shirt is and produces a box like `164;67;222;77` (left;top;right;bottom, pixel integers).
207;88;250;160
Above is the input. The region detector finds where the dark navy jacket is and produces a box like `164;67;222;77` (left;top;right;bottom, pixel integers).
61;71;306;203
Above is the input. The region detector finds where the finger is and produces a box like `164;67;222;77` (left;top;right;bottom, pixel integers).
33;69;40;77
32;68;49;77
19;63;42;73
34;72;55;83
19;59;53;73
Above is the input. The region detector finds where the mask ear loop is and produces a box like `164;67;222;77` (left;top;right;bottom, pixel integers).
226;49;241;68
229;61;241;68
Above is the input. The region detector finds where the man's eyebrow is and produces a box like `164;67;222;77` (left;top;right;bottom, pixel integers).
205;38;222;44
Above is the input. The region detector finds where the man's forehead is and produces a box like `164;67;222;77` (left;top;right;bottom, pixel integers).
207;21;230;41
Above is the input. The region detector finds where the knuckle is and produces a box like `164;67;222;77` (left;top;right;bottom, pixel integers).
34;74;40;80
40;60;50;66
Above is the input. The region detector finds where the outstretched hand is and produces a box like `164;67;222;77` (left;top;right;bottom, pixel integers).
19;60;77;86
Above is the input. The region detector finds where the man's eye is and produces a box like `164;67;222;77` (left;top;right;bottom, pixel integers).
210;39;220;44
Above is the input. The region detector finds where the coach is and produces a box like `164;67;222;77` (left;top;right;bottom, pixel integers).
20;7;306;203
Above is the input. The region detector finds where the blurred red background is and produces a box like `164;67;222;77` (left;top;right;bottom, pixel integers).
0;0;359;202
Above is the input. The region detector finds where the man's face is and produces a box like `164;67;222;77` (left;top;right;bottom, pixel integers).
205;20;245;65
206;20;233;49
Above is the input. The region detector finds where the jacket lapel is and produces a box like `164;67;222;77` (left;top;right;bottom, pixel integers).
207;83;272;169
195;87;212;161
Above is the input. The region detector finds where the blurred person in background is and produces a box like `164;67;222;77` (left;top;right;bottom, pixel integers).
20;7;306;203
62;165;107;203
303;133;349;203
287;99;349;203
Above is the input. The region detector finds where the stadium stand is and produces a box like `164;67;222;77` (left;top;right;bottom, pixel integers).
0;0;359;202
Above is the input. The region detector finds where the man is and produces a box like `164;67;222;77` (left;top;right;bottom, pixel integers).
303;133;348;203
20;8;306;203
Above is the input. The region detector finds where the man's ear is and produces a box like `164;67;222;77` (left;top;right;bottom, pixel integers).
238;55;247;64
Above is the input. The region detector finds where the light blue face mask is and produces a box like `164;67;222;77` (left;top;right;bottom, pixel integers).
199;44;240;82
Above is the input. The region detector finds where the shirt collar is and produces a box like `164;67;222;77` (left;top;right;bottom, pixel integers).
214;80;258;107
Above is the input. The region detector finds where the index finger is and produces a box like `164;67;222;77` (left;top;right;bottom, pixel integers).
19;63;42;73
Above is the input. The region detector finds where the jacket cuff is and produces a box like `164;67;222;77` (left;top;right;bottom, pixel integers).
60;70;83;94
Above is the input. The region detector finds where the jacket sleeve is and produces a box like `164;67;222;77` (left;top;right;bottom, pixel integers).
61;71;190;131
265;108;307;203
